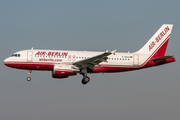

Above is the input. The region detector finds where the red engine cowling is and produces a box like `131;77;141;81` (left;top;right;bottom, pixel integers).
52;64;79;79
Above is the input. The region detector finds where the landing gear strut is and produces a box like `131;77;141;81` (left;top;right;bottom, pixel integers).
81;68;90;85
27;70;32;81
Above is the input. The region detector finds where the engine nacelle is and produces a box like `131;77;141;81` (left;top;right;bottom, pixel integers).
52;64;79;79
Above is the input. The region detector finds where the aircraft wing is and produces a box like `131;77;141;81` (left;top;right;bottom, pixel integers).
73;50;116;70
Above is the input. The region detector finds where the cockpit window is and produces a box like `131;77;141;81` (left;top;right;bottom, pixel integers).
11;54;16;57
11;54;21;57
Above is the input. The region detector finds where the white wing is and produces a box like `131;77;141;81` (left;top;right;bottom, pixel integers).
73;50;117;69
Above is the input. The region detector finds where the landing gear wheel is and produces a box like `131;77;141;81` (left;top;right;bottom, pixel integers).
27;77;31;81
82;76;90;85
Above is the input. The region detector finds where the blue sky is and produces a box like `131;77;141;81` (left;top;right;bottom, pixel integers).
0;1;180;120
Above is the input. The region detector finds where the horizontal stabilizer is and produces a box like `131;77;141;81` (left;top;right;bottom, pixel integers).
151;55;174;62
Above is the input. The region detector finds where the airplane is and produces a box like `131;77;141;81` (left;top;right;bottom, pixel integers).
4;24;175;84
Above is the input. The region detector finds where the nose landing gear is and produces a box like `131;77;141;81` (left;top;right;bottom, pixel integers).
27;70;32;81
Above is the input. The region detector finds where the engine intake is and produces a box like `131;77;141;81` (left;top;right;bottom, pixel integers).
52;64;79;78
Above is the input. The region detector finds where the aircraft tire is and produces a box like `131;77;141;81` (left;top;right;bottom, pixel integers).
82;76;90;85
27;77;31;81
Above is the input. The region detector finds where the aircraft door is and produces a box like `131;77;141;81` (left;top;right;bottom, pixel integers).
72;55;76;61
133;55;139;66
68;55;71;61
27;51;33;62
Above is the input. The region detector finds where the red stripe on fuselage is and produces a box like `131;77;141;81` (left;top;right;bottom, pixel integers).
4;61;55;70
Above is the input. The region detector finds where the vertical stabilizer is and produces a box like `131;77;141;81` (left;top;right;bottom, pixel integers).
136;24;173;58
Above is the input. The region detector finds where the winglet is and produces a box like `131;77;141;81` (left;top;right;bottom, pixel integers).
111;49;117;54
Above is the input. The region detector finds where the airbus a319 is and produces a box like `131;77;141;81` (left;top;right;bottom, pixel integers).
4;24;175;84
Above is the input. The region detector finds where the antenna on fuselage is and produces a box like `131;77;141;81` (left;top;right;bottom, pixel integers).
31;47;34;50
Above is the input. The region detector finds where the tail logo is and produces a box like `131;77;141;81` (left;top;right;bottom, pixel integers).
149;26;170;51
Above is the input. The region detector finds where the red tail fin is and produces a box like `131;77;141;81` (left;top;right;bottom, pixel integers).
152;34;170;58
136;24;173;59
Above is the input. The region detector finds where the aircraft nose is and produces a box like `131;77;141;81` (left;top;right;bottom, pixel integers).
4;57;17;68
4;58;8;66
4;57;10;66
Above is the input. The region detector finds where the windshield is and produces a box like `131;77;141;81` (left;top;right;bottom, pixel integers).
11;54;20;57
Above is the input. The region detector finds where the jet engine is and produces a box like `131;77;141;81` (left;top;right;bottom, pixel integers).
52;64;79;78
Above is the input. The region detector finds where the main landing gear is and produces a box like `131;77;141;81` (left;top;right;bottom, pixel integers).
81;68;90;85
27;70;32;81
82;76;90;85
